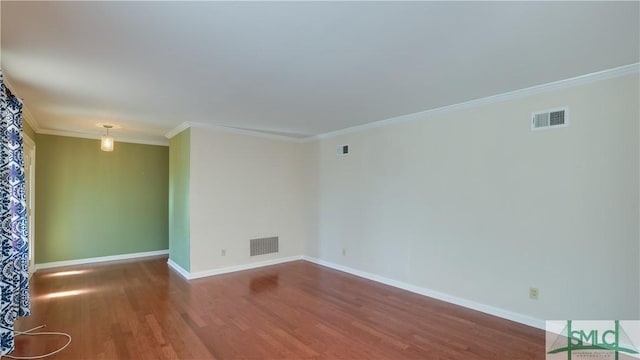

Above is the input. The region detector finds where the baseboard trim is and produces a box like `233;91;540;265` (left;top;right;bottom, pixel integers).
35;249;169;270
190;255;304;279
167;258;191;280
38;251;544;329
302;256;545;330
168;255;304;280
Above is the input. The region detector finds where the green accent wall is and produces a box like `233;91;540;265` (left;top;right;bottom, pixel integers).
36;135;169;263
169;129;190;271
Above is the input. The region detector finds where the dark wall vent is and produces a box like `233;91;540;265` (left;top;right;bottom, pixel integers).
337;144;349;156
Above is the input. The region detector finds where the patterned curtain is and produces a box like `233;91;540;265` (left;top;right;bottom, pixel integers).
0;70;31;356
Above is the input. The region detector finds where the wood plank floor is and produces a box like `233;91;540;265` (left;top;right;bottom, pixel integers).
11;257;544;359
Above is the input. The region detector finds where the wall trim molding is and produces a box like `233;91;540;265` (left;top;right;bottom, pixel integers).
6;83;168;146
11;63;640;145
317;62;639;140
165;63;639;143
190;255;304;279
167;258;191;280
18;63;640;146
22;106;41;133
302;256;545;330
167;255;304;280
3;76;42;133
194;123;310;143
164;252;544;329
35;249;169;271
166;121;309;143
23;133;36;149
165;121;193;139
35;250;545;329
37;128;169;146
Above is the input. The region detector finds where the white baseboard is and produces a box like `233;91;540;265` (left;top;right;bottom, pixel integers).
167;258;191;279
35;249;169;270
302;256;545;330
167;255;304;280
37;250;544;330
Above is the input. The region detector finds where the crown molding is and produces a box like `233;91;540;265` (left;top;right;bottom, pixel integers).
165;121;193;139
12;62;639;145
317;62;640;140
37;128;169;146
168;63;640;143
4;75;167;146
23;132;36;148
193;122;310;143
2;75;42;132
167;121;310;143
22;106;41;133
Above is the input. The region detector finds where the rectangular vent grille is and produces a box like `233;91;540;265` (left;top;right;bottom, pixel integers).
532;108;568;130
250;236;279;256
337;144;349;156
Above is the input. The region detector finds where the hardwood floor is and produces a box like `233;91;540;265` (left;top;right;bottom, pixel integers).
11;257;544;359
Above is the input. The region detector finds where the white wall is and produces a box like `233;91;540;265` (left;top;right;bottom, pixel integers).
182;72;638;323
309;74;639;321
189;127;310;273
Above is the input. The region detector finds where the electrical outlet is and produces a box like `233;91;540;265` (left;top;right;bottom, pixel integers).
221;249;226;256
529;287;539;300
342;248;346;256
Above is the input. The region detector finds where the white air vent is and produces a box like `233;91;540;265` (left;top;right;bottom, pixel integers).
531;108;568;130
337;144;349;156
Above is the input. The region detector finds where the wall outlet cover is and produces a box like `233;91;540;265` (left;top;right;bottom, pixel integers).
529;287;539;300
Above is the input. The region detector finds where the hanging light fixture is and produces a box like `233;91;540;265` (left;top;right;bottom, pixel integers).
101;125;114;152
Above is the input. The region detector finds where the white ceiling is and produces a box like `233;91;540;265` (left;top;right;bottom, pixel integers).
1;1;638;144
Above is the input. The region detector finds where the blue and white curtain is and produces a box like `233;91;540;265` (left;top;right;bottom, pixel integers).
0;70;30;355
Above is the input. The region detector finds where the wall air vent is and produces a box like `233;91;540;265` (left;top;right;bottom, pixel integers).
337;144;349;156
531;108;568;130
250;236;279;256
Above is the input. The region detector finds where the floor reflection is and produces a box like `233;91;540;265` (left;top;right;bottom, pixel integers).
39;269;90;278
249;274;279;294
37;289;91;300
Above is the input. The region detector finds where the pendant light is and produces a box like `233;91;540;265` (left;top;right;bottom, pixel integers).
101;125;114;152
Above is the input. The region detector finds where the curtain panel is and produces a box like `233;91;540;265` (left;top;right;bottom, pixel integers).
0;70;31;355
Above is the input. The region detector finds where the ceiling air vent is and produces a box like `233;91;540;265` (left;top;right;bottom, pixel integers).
531;108;568;131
